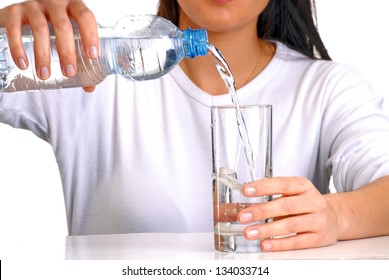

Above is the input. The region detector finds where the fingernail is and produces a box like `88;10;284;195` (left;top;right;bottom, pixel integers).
64;64;75;76
240;212;253;223
88;45;98;58
262;242;273;251
246;228;259;238
39;66;50;80
18;57;27;70
245;185;256;196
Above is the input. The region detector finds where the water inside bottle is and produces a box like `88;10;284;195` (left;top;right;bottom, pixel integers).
0;35;183;92
0;37;107;92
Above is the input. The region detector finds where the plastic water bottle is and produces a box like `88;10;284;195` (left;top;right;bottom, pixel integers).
0;15;209;92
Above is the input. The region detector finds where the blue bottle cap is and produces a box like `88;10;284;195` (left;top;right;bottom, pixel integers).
182;28;209;59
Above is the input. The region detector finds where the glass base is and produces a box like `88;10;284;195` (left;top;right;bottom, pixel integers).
214;223;262;253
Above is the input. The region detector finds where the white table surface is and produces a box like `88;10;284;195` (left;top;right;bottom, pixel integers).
65;232;389;260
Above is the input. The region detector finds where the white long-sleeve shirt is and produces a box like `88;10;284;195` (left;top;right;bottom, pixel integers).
1;42;389;235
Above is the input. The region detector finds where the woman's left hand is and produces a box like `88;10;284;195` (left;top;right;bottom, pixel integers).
238;177;341;251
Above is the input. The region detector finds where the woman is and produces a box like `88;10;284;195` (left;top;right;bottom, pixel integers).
1;0;389;252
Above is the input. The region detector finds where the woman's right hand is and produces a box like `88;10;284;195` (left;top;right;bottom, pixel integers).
0;0;98;91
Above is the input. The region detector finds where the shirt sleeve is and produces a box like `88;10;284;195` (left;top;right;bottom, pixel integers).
322;64;389;192
0;92;51;141
0;87;86;143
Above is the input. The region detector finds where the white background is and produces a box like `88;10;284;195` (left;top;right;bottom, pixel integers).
0;0;388;261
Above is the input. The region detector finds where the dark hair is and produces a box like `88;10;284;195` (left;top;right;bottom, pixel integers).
157;0;331;60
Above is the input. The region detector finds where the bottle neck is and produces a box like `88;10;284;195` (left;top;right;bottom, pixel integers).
182;28;209;59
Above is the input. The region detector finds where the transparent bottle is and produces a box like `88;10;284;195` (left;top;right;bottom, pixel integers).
0;15;209;92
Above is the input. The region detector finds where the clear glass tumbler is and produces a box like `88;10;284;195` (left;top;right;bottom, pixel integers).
211;105;272;252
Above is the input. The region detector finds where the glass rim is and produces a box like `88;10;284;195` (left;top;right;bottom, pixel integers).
211;104;272;110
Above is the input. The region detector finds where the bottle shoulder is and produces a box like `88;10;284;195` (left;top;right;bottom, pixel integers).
110;15;180;39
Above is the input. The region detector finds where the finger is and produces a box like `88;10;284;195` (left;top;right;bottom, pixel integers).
0;8;5;27
2;4;28;70
243;214;321;240
22;0;53;79
67;0;99;59
259;232;333;252
239;194;315;222
45;3;76;77
26;12;51;80
83;85;95;92
243;177;313;197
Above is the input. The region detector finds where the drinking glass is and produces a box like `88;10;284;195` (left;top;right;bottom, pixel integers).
211;105;272;252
